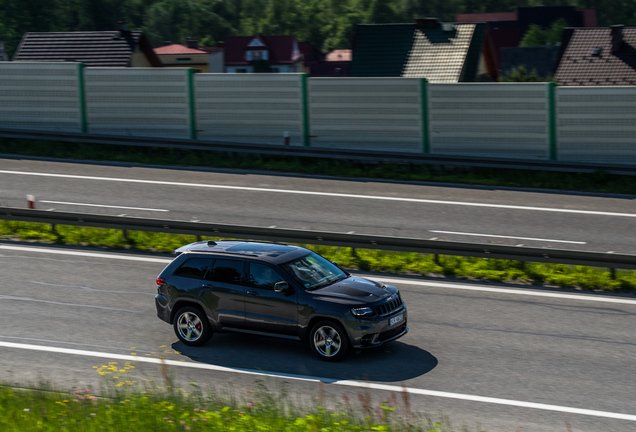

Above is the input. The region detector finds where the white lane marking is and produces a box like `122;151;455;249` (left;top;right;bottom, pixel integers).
0;341;634;422
30;280;154;296
0;245;170;263
39;200;168;212
1;169;634;218
376;277;636;305
430;230;587;245
0;295;139;312
2;244;636;305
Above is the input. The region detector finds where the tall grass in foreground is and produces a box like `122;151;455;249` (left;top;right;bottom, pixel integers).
2;221;635;292
0;381;461;432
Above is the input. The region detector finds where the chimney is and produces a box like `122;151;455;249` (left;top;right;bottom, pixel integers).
415;18;441;29
611;24;624;54
186;39;199;49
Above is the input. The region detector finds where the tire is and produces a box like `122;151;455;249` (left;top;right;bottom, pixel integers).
173;306;213;347
309;320;350;362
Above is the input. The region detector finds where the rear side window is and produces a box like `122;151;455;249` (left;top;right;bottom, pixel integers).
207;259;243;284
173;258;212;279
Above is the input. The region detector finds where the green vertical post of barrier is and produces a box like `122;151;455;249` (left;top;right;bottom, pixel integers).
548;81;557;161
77;63;87;133
421;78;430;154
301;73;310;146
187;68;197;140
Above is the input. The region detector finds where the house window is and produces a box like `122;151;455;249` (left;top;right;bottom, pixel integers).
271;68;280;73
176;57;192;62
246;50;268;61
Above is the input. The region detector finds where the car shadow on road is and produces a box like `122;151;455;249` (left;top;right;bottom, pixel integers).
173;333;437;382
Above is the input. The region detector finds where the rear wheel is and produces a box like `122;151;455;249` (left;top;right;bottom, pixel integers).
173;306;213;346
309;321;350;362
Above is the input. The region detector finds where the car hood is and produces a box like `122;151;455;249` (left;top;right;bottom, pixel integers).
310;276;397;305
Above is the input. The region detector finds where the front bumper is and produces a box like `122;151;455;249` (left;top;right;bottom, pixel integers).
349;307;409;349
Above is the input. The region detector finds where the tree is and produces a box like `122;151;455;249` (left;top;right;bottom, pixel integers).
520;18;567;47
499;65;554;82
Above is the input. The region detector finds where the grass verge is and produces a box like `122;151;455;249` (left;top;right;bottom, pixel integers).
2;137;636;194
0;381;456;432
2;220;634;293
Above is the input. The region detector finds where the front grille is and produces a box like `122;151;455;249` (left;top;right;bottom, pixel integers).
373;295;404;316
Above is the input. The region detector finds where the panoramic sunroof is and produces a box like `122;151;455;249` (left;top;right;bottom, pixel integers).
226;243;296;258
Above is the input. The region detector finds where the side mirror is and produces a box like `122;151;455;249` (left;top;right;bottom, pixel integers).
274;281;289;293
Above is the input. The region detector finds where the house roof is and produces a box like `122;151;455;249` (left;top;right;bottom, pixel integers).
223;35;301;65
456;12;517;22
154;44;209;55
13;31;162;67
349;22;491;82
554;27;636;86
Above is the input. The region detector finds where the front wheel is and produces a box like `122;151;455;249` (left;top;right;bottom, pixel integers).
173;306;213;346
309;321;350;362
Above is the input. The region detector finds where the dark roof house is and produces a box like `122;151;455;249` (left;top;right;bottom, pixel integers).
555;25;636;86
223;35;302;73
349;19;498;82
457;6;597;65
13;25;161;67
501;46;560;78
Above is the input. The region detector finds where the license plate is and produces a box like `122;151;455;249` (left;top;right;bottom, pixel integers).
389;314;403;326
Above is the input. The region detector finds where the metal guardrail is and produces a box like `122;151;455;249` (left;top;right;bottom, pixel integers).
2;207;635;270
1;128;636;176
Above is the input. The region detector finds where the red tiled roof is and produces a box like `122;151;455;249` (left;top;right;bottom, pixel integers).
456;12;517;22
555;27;636;86
223;35;300;65
155;44;209;55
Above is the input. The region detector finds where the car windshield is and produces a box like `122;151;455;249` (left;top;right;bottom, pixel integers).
280;252;347;290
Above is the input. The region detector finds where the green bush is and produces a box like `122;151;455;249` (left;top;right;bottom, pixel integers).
2;221;634;293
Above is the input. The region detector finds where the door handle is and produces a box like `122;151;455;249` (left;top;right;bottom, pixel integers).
246;290;259;296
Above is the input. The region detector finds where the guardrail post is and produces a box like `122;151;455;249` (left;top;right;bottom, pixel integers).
77;63;87;133
301;74;310;147
187;68;197;140
548;82;557;161
421;78;430;154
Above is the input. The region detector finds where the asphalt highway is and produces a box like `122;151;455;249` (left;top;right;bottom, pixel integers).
0;158;635;256
1;243;635;432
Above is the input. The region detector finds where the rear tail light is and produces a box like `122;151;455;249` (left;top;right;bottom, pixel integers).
156;276;166;286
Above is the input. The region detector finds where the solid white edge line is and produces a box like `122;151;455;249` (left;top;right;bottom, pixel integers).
2;244;636;305
1;169;635;218
429;230;587;245
39;200;169;212
376;277;636;305
0;244;171;263
0;341;634;422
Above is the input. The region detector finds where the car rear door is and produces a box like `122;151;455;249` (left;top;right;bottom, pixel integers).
200;258;247;329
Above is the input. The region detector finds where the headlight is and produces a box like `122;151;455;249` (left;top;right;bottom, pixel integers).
351;307;375;317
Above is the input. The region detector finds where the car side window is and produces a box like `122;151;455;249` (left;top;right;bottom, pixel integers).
248;263;285;290
173;258;213;279
207;259;243;284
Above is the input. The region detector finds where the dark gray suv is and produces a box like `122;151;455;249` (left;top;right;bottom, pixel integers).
155;240;408;361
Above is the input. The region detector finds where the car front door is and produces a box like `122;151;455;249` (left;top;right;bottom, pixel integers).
244;263;298;336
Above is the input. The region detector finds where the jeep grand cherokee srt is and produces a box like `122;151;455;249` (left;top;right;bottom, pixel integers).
155;240;408;361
